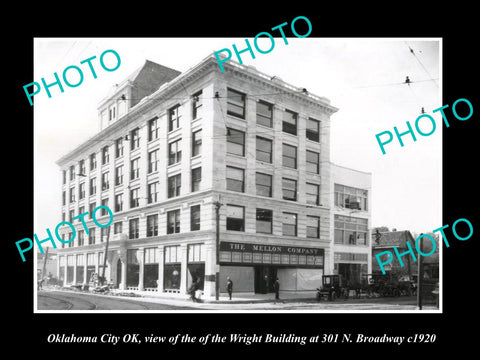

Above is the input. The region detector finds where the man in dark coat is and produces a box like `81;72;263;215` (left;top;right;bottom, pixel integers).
226;277;233;300
273;277;280;301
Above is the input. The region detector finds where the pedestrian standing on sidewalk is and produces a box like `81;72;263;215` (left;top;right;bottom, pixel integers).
226;277;233;300
273;277;280;302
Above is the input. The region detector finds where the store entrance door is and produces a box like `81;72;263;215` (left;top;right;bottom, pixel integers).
254;266;277;294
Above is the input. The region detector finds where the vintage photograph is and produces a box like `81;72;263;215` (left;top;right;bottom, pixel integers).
33;37;441;312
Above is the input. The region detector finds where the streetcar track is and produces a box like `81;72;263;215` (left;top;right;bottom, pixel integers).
39;292;97;310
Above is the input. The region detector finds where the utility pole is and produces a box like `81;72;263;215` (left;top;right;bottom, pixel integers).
101;226;111;286
214;201;222;300
42;246;49;280
417;233;424;310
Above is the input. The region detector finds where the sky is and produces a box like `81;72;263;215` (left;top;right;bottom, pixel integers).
34;37;441;239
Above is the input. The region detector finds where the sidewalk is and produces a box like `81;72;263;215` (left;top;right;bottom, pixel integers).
109;289;317;304
46;286;439;311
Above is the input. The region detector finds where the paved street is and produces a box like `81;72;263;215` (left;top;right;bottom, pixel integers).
37;290;198;310
37;288;437;311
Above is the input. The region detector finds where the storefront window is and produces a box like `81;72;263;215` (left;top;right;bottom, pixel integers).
126;249;139;287
188;243;205;291
164;246;181;290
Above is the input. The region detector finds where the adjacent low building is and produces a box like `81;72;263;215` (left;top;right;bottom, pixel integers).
55;54;372;298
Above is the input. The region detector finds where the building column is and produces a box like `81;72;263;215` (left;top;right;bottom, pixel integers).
72;255;77;285
118;248;127;290
180;244;188;295
157;246;164;292
83;252;88;286
137;247;145;291
203;241;216;299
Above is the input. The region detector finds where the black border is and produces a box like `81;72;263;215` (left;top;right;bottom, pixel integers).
7;5;478;355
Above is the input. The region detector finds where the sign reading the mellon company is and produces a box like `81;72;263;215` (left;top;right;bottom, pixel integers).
220;242;323;255
219;241;324;267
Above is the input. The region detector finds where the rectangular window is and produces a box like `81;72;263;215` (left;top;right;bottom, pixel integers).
62;191;66;205
129;218;139;239
148;182;158;204
115;138;124;158
282;178;297;201
167;209;181;234
191;167;201;192
90;177;96;195
256;172;272;197
115;194;123;212
168;139;182;165
282;212;297;236
130;128;140;150
306;183;320;205
101;198;109;215
147;214;158;237
78;206;84;216
282;143;297;169
168;104;182;132
168;174;181;198
307;216;320;238
90;153;97;171
130;158;140;180
256;208;272;234
226;128;245;156
190;205;201;231
256;100;273;127
148;117;159;141
226;205;244;231
102;172;109;191
226;166;244;192
114;222;123;234
334;184;368;211
102;146;109;165
192;91;203;120
115;165;123;186
306;150;320;174
79;183;85;200
283;109;297;135
227;88;246;119
89;202;96;219
88;228;96;245
188;243;205;263
192;129;202;157
62;170;66;184
334;215;368;245
130;188;140;208
69;210;74;223
148;149;158;173
256;136;272;163
69;165;75;181
79;160;85;175
78;230;84;246
101;227;109;243
69;187;75;202
306;118;320;142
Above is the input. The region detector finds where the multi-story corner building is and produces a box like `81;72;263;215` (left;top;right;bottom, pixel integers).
55;54;371;298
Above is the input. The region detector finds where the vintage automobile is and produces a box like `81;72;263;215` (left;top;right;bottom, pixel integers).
316;275;345;301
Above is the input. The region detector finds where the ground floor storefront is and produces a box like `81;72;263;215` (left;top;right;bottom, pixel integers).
57;238;329;298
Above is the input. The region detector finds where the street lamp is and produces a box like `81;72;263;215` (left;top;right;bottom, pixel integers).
100;226;111;286
417;233;424;310
214;200;223;300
